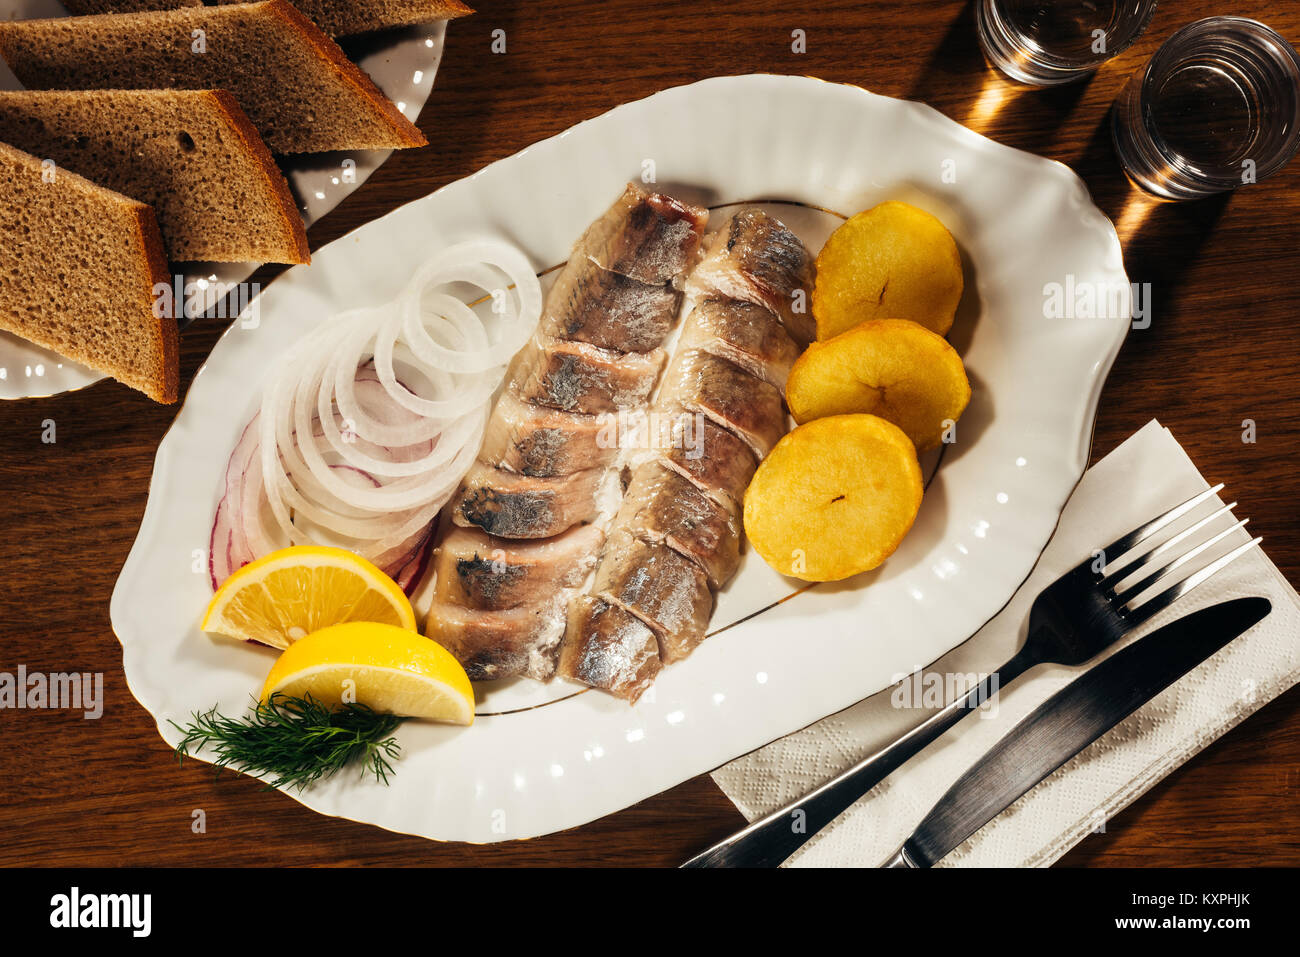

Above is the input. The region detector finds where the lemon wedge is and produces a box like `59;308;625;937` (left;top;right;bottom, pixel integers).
260;622;475;725
202;545;416;650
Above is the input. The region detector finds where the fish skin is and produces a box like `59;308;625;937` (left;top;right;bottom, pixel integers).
426;599;566;681
452;462;603;539
508;335;666;415
577;183;710;284
433;524;605;611
688;208;816;345
557;596;662;703
615;462;741;589
593;528;714;663
539;248;682;353
659;348;788;460
655;412;758;515
678;296;801;391
477;391;618;478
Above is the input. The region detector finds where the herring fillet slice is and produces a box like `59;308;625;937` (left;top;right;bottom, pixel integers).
558;597;662;703
426;599;567;681
506;335;666;415
452;462;604;539
429;184;709;681
659;348;787;460
539;248;682;353
614;462;741;590
591;528;714;664
677;296;801;390
561;206;812;693
477;391;619;477
658;415;758;513
576;182;709;283
687;208;816;345
433;524;605;612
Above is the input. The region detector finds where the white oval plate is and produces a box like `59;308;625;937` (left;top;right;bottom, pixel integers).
112;75;1130;844
0;0;447;399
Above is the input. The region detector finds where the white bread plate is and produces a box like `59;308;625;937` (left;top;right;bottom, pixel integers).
0;0;448;399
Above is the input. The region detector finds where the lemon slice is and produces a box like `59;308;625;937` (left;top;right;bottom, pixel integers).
202;546;416;650
261;622;475;725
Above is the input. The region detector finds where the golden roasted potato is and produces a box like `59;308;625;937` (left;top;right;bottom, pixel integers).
786;318;971;451
813;201;963;339
743;414;923;582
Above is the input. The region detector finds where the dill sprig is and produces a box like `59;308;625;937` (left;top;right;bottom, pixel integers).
171;693;406;791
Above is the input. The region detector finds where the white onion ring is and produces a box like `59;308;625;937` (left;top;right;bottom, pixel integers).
397;242;542;373
211;239;538;590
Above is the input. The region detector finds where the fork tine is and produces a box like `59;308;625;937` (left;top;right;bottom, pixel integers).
1090;483;1224;578
1112;518;1249;606
1122;535;1262;630
1098;501;1237;590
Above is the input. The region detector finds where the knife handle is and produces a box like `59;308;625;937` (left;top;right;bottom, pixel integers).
682;649;1037;868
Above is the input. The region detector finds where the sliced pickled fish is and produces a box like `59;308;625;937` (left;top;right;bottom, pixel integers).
688;208;816;344
678;296;800;390
615;462;740;589
576;183;709;284
430;187;709;684
433;524;605;611
451;462;602;538
509;335;666;415
426;599;565;681
658;413;758;512
593;528;713;663
659;348;787;460
539;249;681;353
557;596;662;703
478;391;617;477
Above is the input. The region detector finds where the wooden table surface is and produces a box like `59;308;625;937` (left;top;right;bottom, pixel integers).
2;0;1298;868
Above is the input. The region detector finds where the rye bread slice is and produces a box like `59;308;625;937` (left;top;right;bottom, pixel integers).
0;140;177;402
0;0;427;153
62;0;475;37
58;0;200;13
0;89;310;264
218;0;475;37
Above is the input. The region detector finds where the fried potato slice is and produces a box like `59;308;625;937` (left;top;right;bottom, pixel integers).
813;201;963;339
743;414;923;582
786;318;970;451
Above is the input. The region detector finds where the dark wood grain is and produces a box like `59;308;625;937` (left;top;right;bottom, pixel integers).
1;0;1298;868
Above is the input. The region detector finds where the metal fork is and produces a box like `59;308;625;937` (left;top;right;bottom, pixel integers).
682;484;1261;867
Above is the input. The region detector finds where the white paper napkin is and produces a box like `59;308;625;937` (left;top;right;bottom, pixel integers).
712;420;1300;867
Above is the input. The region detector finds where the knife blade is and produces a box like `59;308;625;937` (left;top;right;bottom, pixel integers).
885;596;1272;868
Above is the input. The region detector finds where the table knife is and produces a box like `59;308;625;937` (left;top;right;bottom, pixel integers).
885;596;1271;867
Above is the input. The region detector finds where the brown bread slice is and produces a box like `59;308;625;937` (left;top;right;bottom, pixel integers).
58;0;200;13
222;0;475;37
0;0;427;154
60;0;474;38
0;89;309;264
0;141;178;402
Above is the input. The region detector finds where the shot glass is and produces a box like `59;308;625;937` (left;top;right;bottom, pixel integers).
977;0;1159;86
1111;17;1300;200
